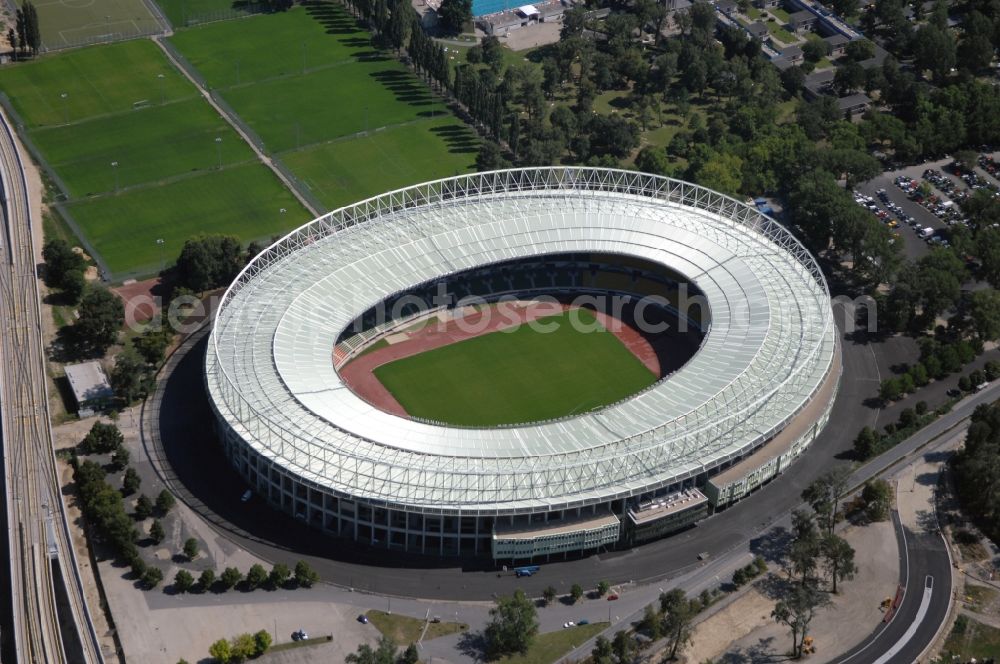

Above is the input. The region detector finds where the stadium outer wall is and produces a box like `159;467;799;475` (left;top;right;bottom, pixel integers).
204;168;840;562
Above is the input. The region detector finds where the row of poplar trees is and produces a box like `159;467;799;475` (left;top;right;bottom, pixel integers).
10;1;41;58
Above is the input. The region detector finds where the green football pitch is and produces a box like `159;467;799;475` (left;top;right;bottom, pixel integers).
373;310;658;426
0;40;309;279
26;0;164;50
169;4;476;202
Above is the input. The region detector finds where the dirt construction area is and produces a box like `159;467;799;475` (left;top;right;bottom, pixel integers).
684;518;900;663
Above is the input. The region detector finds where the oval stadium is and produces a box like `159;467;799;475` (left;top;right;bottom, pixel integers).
205;167;841;562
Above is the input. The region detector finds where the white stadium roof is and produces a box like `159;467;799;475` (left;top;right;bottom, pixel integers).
206;168;836;514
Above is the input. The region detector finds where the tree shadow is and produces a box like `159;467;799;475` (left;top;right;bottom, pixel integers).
749;526;791;567
457;630;487;660
755;574;794;602
302;0;364;35
719;637;788;663
369;69;434;106
428;124;480;154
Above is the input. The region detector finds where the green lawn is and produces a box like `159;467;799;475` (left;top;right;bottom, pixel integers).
0;39;306;279
64;163;308;279
499;623;609;664
282;118;476;210
769;6;791;22
30;98;255;197
26;0;162;49
365;610;466;644
765;21;797;45
0;41;192;128
942;615;1000;660
168;3;374;87
155;0;256;27
373;309;657;426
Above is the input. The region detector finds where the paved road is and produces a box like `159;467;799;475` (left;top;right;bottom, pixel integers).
142;302;890;601
0;109;104;662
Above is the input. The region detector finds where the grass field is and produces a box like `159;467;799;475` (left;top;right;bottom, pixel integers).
25;0;163;49
365;610;467;643
373;310;657;426
0;40;309;279
154;0;256;27
943;615;1000;660
169;4;475;205
498;623;608;664
282;118;477;209
64;163;305;275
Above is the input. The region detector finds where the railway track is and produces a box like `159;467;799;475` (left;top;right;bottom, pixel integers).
0;109;104;663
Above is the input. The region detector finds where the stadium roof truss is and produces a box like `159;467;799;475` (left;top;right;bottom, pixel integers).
206;168;837;515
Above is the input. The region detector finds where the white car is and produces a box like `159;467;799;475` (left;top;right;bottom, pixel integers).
563;621;575;628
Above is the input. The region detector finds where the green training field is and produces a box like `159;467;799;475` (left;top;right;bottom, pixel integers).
0;40;191;127
64;163;306;276
154;0;256;28
23;0;163;51
373;310;658;426
168;4;474;200
282;118;477;210
169;5;449;151
0;39;309;279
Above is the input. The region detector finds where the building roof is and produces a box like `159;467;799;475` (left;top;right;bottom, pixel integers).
747;20;769;36
516;4;538;15
788;9;815;21
207;169;836;511
494;512;620;539
837;92;872;110
824;33;850;46
628;489;708;525
716;0;737;11
782;44;803;57
64;361;113;406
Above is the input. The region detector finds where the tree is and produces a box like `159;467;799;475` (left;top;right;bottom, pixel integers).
230;633;255;661
174;569;194;593
611;630;635;664
111;444;130;471
79;421;123;455
802;39;829;63
269;563;291;588
294;560;319;587
400;643;419;664
41;238;85;296
253;630;272;657
141;566;163;589
174;234;244;293
219;567;242;590
570;583;584;603
844;39;875;63
853;426;879;460
438;0;471;35
61;269;86;304
111;348;151;404
209;638;232;664
484;589;539;658
134;494;153;520
912;24;956;83
639;604;663;639
801;466;851;534
592;636;614;664
122;467;141;495
597;580;611;596
771;586;829;659
660;589;695;660
970;289;1000;341
475;142;510;172
199;568;216;592
346;635;398;664
788;510;821;586
149;519;165;544
820;533;857;594
861;479;892;521
183;537;199;560
542;585;557;605
133;327;173;366
75;286;124;351
156;489;176;515
246;563;267;590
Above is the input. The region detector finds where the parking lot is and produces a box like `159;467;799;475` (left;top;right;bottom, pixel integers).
855;152;1000;261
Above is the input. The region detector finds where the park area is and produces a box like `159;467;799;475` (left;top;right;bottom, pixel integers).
372;309;658;426
25;0;165;49
0;39;308;279
168;2;477;209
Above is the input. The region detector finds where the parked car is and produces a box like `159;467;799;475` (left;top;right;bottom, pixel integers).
358;615;369;624
607;594;619;601
240;490;252;503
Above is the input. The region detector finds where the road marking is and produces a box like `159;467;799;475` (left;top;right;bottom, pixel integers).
872;576;933;664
